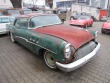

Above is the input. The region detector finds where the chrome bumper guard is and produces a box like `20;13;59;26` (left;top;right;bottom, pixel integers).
56;43;101;72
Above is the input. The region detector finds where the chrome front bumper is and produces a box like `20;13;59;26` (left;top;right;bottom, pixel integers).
56;43;101;72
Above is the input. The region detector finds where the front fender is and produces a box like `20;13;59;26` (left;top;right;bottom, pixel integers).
33;33;66;62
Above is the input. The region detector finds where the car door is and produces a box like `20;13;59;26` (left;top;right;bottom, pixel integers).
88;18;93;26
14;18;31;49
0;17;10;33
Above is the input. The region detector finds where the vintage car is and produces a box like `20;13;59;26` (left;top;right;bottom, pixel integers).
70;12;96;21
101;22;110;33
0;16;15;35
7;13;100;72
70;16;93;28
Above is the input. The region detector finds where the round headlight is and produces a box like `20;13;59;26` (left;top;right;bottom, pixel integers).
64;44;71;59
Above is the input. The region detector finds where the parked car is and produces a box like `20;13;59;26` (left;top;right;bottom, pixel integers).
44;9;66;23
100;16;107;22
0;16;15;35
7;13;100;72
20;9;32;15
2;8;20;16
70;12;81;20
70;16;93;28
101;22;110;33
70;12;96;21
2;8;33;16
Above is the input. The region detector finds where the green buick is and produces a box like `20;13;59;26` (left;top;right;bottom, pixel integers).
7;13;101;72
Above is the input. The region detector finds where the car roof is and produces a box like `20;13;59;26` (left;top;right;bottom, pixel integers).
16;13;56;18
0;16;10;18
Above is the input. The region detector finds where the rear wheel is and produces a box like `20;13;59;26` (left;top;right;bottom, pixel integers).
101;29;105;34
84;24;88;29
70;16;74;20
61;19;64;23
44;51;58;70
90;23;93;27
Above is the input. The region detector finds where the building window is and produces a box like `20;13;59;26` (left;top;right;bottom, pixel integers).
4;0;6;3
91;0;99;7
86;0;90;5
100;0;106;9
77;0;86;3
56;1;73;8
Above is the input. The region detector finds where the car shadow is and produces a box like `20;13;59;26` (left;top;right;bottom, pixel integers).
0;34;8;38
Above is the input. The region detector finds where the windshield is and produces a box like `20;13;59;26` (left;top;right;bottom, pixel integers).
0;18;9;23
7;10;20;14
29;15;62;28
23;10;32;14
78;16;90;20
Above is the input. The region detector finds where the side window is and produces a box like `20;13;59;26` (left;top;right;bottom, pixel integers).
29;18;36;28
14;18;28;29
19;18;28;28
0;18;9;23
10;18;15;22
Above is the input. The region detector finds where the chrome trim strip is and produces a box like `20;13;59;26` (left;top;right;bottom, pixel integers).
56;43;101;72
15;36;57;54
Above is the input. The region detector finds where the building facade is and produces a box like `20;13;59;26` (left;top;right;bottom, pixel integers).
77;0;109;9
53;0;76;9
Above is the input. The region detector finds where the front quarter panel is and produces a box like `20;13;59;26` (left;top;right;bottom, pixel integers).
29;31;66;62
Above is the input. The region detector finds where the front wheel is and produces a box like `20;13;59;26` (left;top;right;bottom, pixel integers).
61;19;64;23
101;29;105;34
10;32;15;43
90;23;93;27
44;51;58;70
84;24;88;29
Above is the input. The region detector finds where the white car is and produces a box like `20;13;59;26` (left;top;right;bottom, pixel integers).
0;16;14;35
100;16;107;22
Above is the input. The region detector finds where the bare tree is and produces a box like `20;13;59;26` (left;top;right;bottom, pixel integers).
10;0;22;8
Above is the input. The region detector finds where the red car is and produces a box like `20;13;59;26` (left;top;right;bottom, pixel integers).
101;22;110;33
70;16;93;28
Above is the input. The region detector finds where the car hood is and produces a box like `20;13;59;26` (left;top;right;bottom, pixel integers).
70;20;86;25
103;22;110;29
33;24;93;49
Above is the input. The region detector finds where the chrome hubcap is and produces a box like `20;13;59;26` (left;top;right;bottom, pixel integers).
44;51;56;69
11;33;15;42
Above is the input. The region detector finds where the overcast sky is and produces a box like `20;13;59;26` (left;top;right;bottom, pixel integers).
24;0;45;5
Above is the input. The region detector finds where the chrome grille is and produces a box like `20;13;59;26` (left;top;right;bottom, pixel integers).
75;41;97;60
